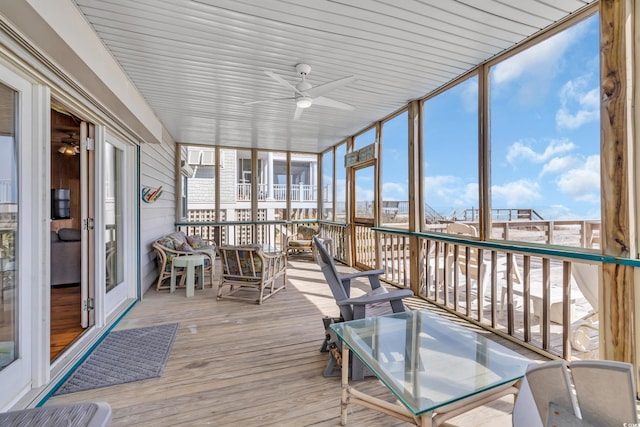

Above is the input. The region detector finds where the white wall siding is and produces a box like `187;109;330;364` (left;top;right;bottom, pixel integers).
139;136;176;293
188;178;215;204
220;150;236;203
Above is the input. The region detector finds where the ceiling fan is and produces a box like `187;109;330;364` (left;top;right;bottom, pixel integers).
247;63;357;120
58;132;80;156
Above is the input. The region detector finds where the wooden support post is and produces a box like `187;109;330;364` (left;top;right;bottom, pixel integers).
599;0;635;362
408;100;422;296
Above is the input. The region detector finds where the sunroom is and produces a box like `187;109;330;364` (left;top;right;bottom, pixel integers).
0;0;639;425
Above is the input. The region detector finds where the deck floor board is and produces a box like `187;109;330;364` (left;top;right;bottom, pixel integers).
46;258;546;426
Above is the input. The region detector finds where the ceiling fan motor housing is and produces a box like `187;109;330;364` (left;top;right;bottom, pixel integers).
295;63;312;76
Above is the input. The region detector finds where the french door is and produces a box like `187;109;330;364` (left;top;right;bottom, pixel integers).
79;121;96;328
102;131;136;315
0;63;34;409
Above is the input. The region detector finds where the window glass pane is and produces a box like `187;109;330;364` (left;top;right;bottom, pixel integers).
290;153;317;219
381;111;408;228
257;151;287;220
489;15;600;247
335;143;347;222
0;83;17;370
354;127;376;151
321;150;333;220
105;143;123;292
423;76;479;231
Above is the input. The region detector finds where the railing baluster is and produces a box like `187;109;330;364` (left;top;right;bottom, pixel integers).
541;258;551;351
523;256;531;343
562;261;572;360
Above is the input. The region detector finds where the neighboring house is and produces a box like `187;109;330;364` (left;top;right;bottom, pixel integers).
184;147;318;224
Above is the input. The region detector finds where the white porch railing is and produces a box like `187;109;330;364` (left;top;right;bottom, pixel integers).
236;183;317;202
0;180;12;202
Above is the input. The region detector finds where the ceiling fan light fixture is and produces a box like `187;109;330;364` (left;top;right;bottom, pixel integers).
58;143;78;156
296;96;313;109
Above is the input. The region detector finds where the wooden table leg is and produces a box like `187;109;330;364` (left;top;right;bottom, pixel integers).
341;344;349;426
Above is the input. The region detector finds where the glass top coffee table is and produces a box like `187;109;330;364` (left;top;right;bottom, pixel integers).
330;309;531;426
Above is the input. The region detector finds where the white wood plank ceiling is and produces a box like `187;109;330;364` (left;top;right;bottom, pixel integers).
73;0;595;153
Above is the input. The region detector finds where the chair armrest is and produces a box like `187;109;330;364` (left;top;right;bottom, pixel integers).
161;247;194;256
340;269;385;280
260;249;285;260
152;243;196;258
255;248;286;278
339;289;413;306
340;269;385;290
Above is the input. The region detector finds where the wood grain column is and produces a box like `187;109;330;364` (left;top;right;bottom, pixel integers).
599;0;635;362
407;100;422;295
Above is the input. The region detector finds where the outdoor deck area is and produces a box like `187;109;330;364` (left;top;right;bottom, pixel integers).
46;257;547;426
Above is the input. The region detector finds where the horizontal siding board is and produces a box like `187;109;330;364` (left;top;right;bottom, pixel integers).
139;139;176;292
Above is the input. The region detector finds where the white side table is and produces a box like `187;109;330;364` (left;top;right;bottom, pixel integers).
170;254;205;297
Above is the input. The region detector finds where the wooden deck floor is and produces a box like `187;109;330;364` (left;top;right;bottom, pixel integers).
46;258;547;426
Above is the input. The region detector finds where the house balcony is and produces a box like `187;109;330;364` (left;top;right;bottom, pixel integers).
236;183;317;202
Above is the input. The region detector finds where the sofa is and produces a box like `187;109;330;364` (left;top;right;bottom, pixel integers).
51;228;81;286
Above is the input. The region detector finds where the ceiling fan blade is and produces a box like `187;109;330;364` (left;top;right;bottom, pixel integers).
264;70;304;96
244;97;295;106
305;75;357;98
312;96;355;111
293;107;304;120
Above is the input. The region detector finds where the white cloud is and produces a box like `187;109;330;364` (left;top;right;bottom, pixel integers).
460;183;479;207
335;178;346;202
425;175;458;187
354;185;374;202
424;176;478;211
556;155;600;202
461;79;478;113
382;182;407;200
506;138;576;164
556;76;599;129
492;180;542;206
540;155;577;176
425;176;460;200
492;25;580;85
540;204;574;220
491;23;587;105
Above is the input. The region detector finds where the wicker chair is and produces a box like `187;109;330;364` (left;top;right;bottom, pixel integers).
217;244;286;304
285;225;319;257
152;231;216;291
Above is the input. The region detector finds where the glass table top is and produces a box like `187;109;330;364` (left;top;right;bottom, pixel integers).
330;309;531;416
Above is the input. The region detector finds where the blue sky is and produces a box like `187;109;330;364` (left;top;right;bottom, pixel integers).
362;14;601;221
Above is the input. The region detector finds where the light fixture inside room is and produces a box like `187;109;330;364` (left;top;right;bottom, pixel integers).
296;96;313;109
57;133;80;156
58;144;79;155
